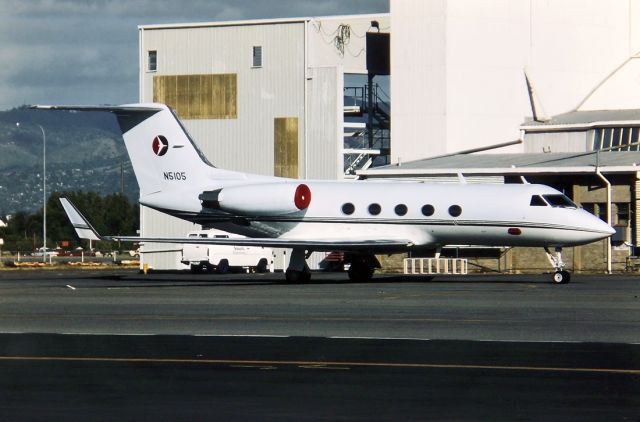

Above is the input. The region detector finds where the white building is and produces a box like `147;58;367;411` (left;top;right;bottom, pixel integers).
137;14;389;269
390;0;640;162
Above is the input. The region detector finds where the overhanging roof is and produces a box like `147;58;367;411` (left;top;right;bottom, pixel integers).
138;13;389;31
522;109;640;131
358;152;640;178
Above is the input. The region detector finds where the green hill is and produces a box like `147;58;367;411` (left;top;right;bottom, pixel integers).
0;107;138;215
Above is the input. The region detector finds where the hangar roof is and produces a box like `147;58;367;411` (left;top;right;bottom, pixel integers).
522;109;640;131
358;151;640;178
138;13;389;30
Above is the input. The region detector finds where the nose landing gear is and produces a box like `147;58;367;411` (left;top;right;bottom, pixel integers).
544;247;571;284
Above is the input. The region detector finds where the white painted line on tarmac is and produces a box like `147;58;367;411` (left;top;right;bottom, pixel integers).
194;334;290;338
330;336;432;341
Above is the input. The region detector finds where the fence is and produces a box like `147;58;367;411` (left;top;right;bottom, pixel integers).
403;258;468;275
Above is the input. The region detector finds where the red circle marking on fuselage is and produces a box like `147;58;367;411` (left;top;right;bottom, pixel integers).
294;184;312;210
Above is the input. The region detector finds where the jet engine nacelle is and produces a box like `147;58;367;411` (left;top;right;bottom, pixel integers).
217;183;311;216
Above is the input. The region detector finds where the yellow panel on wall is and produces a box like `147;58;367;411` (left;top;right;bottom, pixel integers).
153;74;237;119
274;117;299;178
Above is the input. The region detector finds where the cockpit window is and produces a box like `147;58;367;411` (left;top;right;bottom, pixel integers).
542;194;577;208
530;195;547;206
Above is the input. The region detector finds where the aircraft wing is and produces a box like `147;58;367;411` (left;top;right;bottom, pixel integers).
60;198;413;251
114;235;412;251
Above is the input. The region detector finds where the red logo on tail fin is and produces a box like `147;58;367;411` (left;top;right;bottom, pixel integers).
152;136;169;156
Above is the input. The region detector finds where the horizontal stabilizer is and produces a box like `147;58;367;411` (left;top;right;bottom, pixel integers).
59;197;103;241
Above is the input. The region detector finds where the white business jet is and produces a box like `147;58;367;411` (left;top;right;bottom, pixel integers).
36;103;614;284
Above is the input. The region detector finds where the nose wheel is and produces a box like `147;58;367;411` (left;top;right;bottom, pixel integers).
552;269;571;284
544;247;571;284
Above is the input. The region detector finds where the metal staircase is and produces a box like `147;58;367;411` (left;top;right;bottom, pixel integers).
343;83;390;176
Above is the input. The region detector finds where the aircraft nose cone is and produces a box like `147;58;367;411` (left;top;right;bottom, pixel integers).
593;217;616;237
578;211;616;243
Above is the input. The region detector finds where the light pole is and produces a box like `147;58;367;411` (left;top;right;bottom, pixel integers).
16;122;47;263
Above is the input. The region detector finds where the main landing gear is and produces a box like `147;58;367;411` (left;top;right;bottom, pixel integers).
345;254;380;283
544;247;571;284
285;248;311;283
284;249;380;283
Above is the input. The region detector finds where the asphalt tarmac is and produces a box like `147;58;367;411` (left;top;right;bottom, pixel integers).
0;269;638;420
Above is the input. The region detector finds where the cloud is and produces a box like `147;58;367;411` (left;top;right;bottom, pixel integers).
0;0;388;109
5;0;385;21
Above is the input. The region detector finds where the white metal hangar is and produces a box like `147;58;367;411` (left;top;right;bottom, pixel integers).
137;14;390;270
389;0;640;162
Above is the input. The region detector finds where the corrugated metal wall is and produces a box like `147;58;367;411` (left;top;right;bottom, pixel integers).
307;15;390;73
141;22;305;176
306;66;343;179
523;131;590;153
140;206;199;270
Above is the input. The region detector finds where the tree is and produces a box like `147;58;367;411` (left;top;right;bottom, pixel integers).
1;191;140;253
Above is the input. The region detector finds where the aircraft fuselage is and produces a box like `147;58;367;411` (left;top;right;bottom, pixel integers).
143;180;614;252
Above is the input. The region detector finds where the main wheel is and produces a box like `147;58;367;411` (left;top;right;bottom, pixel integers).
285;269;311;283
347;264;374;283
256;258;269;273
216;259;229;274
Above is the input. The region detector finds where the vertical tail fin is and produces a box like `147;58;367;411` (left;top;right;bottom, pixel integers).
33;104;219;198
116;104;215;197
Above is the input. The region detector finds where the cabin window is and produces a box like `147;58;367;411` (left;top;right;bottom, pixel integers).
342;202;355;215
530;195;547;206
448;205;462;217
395;204;408;216
421;204;434;216
368;203;381;215
543;194;576;208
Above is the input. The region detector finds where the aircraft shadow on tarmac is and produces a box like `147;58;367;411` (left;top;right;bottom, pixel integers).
87;271;562;287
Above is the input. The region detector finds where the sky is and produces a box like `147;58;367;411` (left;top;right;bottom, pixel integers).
0;0;388;110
